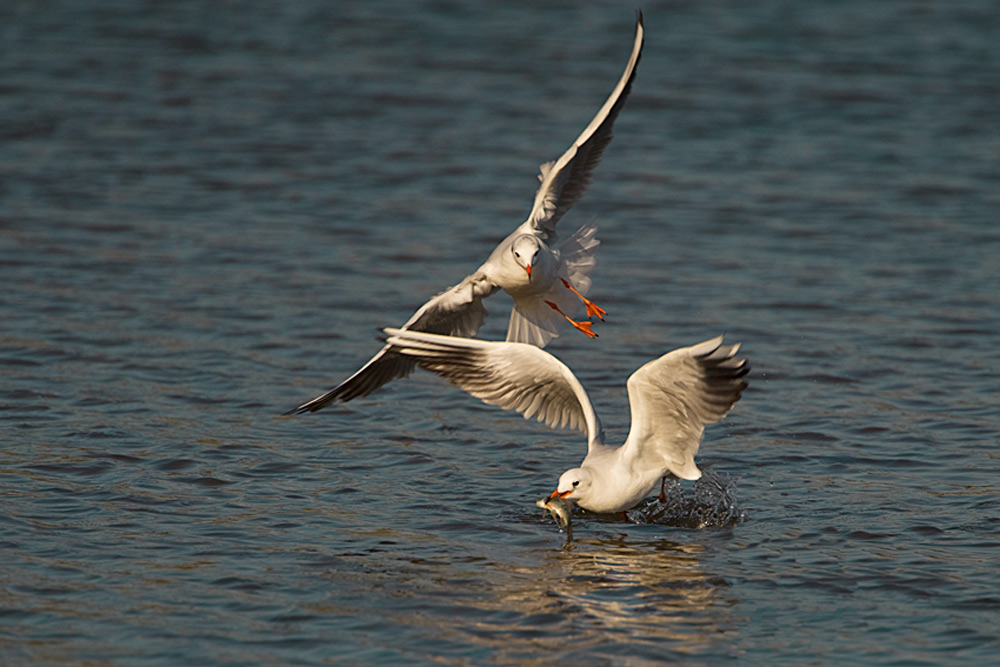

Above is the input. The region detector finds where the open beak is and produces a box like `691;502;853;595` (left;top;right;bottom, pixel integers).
546;489;572;503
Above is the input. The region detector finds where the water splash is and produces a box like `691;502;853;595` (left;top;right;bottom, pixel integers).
630;469;745;529
536;469;744;544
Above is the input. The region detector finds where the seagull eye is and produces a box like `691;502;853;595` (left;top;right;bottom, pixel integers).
572;480;580;487
513;251;520;258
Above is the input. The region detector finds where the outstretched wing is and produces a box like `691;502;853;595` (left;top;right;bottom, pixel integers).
384;329;604;449
524;13;644;241
286;275;498;414
621;336;749;480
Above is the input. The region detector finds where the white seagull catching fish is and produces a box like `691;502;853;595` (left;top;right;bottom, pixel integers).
382;329;749;517
288;15;644;414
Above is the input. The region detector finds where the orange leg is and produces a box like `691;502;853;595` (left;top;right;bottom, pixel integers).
546;301;597;338
621;511;629;522
658;476;668;503
560;279;606;321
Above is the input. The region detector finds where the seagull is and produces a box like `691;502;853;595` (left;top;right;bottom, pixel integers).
382;328;749;517
287;14;644;415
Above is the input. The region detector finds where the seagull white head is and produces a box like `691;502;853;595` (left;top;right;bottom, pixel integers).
510;235;542;279
549;467;594;505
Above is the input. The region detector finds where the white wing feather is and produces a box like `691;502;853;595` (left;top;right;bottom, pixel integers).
384;329;604;449
286;274;498;413
621;336;749;480
524;14;644;241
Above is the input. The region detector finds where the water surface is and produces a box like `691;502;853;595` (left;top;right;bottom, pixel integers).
2;0;999;664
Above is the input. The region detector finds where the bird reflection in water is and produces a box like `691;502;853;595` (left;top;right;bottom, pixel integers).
475;535;738;660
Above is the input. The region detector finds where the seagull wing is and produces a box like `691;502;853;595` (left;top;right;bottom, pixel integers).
384;329;604;449
621;336;749;480
524;13;643;241
286;274;499;414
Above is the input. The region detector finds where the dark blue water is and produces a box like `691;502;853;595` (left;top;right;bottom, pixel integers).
3;1;999;664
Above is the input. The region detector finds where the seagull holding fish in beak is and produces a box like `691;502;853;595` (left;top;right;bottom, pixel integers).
382;329;749;519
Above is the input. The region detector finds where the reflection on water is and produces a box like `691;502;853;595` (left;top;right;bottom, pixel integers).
541;537;734;658
341;531;737;664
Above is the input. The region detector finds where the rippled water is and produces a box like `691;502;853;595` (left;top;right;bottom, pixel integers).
3;1;999;664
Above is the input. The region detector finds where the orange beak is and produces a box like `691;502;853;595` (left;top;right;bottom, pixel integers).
547;489;573;502
525;264;532;278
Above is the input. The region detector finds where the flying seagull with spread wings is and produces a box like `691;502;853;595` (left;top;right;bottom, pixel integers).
288;15;644;414
383;329;749;516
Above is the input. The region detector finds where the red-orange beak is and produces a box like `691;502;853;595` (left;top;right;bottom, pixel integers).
547;489;572;502
525;264;532;278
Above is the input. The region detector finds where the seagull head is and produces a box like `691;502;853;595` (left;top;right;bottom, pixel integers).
549;467;592;505
510;235;541;280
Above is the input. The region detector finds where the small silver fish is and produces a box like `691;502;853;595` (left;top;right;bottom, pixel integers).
536;495;573;539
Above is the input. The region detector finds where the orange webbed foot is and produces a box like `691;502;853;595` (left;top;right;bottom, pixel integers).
545;301;598;339
584;299;607;321
570;319;598;338
560;278;606;321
